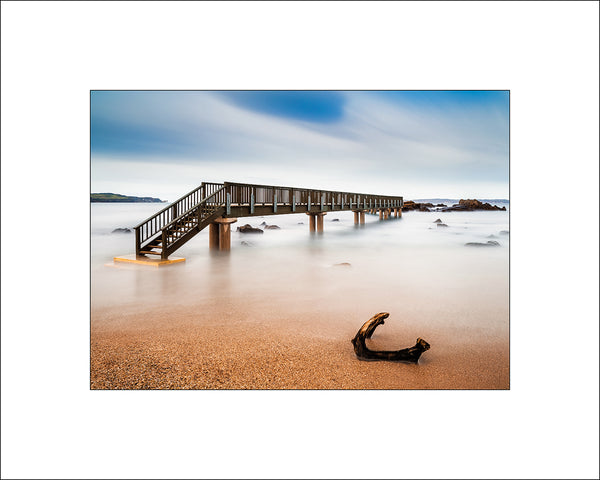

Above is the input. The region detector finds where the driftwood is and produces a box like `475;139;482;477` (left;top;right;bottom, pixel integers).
351;312;430;363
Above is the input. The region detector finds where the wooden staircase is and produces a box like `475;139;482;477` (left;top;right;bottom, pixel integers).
135;183;226;259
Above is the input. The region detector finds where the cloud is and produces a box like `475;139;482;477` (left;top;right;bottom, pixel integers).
91;91;509;199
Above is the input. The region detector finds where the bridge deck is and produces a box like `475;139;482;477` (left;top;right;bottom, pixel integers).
132;181;404;259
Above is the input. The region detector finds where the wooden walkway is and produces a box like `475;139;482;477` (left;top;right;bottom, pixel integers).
133;182;404;259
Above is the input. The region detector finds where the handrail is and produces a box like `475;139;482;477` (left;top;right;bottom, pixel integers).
134;183;208;229
162;185;227;232
223;181;402;200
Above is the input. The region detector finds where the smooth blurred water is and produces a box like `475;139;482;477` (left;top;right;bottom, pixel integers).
91;202;509;338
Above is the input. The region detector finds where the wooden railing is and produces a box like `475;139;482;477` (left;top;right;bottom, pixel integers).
134;182;223;252
224;181;403;211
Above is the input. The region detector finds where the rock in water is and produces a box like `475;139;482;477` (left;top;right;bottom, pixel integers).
264;225;281;230
331;218;340;222
434;219;443;223
237;224;263;234
112;228;132;234
465;240;501;247
437;223;448;228
333;262;351;267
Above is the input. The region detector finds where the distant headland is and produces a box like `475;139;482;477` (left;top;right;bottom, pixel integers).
91;193;167;203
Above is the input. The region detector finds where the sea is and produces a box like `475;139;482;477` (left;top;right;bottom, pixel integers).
91;200;509;346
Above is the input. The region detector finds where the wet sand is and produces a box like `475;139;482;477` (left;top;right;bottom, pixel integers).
91;301;509;390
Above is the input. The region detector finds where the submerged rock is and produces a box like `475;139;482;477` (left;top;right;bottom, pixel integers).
333;262;351;267
237;224;263;234
499;230;509;235
434;219;443;223
112;228;132;234
331;218;340;222
240;241;254;247
465;240;501;247
437;223;448;228
264;225;280;230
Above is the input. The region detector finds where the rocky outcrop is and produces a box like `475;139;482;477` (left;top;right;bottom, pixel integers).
437;223;448;228
237;224;263;234
441;199;506;212
402;201;433;212
264;225;280;230
112;228;132;234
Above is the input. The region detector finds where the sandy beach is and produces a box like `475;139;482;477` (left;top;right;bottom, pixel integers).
91;299;509;390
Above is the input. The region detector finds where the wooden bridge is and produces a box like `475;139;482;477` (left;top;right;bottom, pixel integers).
132;182;404;260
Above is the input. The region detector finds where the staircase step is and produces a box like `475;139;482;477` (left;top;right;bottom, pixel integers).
140;250;162;255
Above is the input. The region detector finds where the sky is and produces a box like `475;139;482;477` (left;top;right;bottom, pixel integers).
91;90;509;202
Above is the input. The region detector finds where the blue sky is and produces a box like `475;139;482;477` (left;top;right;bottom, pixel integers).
91;90;509;201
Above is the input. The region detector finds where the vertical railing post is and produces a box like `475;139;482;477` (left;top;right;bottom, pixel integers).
226;192;231;215
308;194;311;212
161;230;168;260
320;194;324;211
250;187;255;214
291;189;295;212
273;191;278;213
135;227;141;256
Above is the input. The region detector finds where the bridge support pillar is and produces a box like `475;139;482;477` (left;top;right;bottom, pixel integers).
384;209;389;220
209;223;220;249
379;209;383;220
210;217;238;251
360;211;365;224
353;211;359;225
307;212;326;233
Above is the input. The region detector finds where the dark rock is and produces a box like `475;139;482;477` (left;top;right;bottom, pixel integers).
259;221;267;226
437;223;448;228
297;222;304;225
264;225;280;230
439;199;506;212
331;218;340;222
240;241;253;247
458;199;506;211
434;219;443;223
465;240;501;247
435;203;446;207
112;228;132;234
499;230;509;235
237;224;263;234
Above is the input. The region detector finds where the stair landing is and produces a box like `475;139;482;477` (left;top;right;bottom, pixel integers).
113;254;185;267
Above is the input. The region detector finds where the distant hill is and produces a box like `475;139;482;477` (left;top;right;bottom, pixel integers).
91;193;166;203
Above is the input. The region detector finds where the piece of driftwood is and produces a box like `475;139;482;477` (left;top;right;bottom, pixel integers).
351;312;430;363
